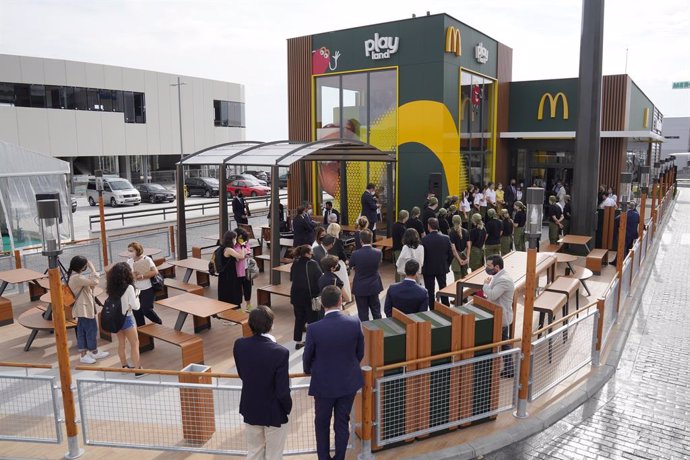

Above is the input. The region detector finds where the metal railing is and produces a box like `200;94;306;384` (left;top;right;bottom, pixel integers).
0;253;18;294
88;192;287;230
600;275;620;350
22;239;104;274
107;228;172;262
529;308;599;401
620;256;632;303
374;348;521;446
76;370;329;456
0;363;62;444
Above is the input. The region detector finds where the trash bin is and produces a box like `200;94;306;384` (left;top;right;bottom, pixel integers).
179;363;216;444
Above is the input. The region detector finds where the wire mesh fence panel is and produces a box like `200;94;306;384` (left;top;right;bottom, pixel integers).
633;240;641;278
58;242;104;273
602;277;620;350
186;221;221;253
0;254;18;294
529;310;598;401
0;373;61;443
108;230;171;262
77;377;326;456
374;348;521;446
621;258;632;302
640;231;648;263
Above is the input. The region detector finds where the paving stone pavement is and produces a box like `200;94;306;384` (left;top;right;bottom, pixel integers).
485;190;690;460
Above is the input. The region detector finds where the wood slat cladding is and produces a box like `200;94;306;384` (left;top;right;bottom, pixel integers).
287;36;313;209
495;43;513;186
601;75;627;131
600;138;626;192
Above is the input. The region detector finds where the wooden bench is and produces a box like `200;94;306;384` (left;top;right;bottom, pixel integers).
137;323;204;367
156;278;204;300
18;306;77;351
216;309;252;337
153;257;176;278
0;296;13;326
191;247;211;287
545;277;581;313
566;266;593;297
540;242;563;253
533;290;568;332
255;254;271;273
585;248;608;275
257;283;291;308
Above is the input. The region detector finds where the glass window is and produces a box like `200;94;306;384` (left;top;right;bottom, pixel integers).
87;88;101;110
213;100;222;126
213;100;244;127
460;71;495;186
65;87;76;109
29;85;46;107
342;73;367;141
134;92;145;123
220;101;229;126
100;89;113;111
73;87;88;110
14;83;31;107
0;82;13;105
229;102;243;127
315;75;340;139
45;85;65;109
123;91;135;122
112;90;123;112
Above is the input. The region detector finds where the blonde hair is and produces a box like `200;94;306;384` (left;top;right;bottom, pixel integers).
326;223;341;238
452;214;462;232
128;241;144;257
471;213;484;229
356;216;369;230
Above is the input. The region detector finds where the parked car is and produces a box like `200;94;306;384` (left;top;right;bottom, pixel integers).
279;173;289;188
86;177;141;207
185;177;219;197
228;173;267;186
136;183;176;203
243;170;269;182
71;196;78;213
227;179;271;197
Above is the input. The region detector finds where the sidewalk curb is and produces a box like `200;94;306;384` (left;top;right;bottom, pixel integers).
410;199;676;460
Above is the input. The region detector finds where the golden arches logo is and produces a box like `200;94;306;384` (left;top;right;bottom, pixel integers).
445;26;461;56
537;92;569;120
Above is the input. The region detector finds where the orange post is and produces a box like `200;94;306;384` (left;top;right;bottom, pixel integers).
639;193;646;241
616;211;628;278
595;298;605;361
13;250;21;269
516;248;537;418
360;366;374;459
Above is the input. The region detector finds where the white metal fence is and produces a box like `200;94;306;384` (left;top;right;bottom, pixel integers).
620;257;632;302
77;375;330;456
529;310;598;401
374;348;521;446
0;371;62;444
601;277;620;349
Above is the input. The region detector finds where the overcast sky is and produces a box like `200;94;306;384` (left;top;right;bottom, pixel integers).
1;0;688;141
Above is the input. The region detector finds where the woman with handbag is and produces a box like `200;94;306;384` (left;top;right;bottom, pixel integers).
395;228;425;284
234;228;254;311
67;256;109;364
126;241;162;326
217;230;249;308
325;223;352;303
289;245;323;350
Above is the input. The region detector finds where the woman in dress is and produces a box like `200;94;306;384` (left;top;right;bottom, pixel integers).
289;245;323;349
106;262;142;375
234;227;254;311
468;213;487;271
396;228;424;284
325;223;352;302
217;230;250;308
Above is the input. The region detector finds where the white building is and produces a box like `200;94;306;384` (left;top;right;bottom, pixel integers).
661;117;690;156
0;54;245;185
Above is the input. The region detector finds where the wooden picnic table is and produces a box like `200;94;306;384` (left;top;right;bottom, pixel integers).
272;263;293;274
558;235;593;253
168;258;210;283
118;247;162;258
372;237;393;249
39;286;104;319
553;252;579;275
156;292;245;333
0;268;47;297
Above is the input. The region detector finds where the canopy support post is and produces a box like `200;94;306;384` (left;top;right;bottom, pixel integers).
386;161;394;237
220;164;229;238
270;165;282;285
176;163;187;259
339;160;348;225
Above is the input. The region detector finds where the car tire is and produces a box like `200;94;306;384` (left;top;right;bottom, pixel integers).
149;196;156;203
88;197;96;206
250;192;257;197
110;198;117;207
204;190;211;198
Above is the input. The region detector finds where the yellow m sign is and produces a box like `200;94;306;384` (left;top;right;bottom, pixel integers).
445;26;461;56
537;92;569;120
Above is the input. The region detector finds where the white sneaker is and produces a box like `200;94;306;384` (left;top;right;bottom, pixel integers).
79;354;96;364
89;350;109;360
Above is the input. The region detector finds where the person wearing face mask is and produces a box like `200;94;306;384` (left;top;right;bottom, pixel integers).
512;201;527;251
504;179;518;213
360;183;379;231
482;255;516;378
495;183;505;214
126;241;162;326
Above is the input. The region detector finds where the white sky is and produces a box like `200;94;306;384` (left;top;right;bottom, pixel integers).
1;0;689;141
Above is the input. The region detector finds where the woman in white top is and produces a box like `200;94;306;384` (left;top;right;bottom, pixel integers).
107;262;142;374
473;187;485;219
126;241;161;326
396;228;425;284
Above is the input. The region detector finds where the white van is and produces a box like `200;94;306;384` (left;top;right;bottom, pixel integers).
86;177;141;207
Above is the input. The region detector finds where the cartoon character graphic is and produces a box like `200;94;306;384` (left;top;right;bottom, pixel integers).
312;47;341;74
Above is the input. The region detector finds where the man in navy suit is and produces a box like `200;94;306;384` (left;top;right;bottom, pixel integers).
349;229;383;321
303;285;364;460
384;259;429;317
360;183;379;230
233;306;292;460
421;218;453;308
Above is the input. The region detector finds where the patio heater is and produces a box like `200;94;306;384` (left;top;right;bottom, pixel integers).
639;166;651;195
619;172;633;205
36;197;84;459
525;187;544;250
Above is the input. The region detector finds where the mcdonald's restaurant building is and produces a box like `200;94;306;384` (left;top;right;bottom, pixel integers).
287;13;663;226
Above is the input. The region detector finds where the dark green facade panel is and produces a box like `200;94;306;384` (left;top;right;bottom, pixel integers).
398;143;446;211
443;17;498;78
508;78;579;132
628;80;654;131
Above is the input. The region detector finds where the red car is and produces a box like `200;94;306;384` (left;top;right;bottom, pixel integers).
227;179;271;197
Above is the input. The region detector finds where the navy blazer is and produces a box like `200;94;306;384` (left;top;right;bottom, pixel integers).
349;245;383;296
384;279;429;317
360;191;378;226
233;335;292;427
303;311;364;398
232;196;246;219
292;213;318;246
421;231;453;276
626;209;640;241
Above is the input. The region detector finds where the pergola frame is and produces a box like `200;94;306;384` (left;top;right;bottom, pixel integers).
177;138;396;284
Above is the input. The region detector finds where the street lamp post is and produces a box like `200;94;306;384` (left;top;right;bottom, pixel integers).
36;197;84;459
619;172;632;206
639;166;651;196
95;170;108;266
525;187;545;250
171;77;188;260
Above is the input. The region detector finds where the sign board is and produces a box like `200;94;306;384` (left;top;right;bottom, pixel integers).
672;81;690;89
364;33;399;60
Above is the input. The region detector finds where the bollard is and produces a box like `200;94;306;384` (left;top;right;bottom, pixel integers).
179;364;216;444
358;366;375;460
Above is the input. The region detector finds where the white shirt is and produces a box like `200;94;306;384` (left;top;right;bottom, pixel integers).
324;309;340;316
474;192;484;207
600;197;617;208
261;333;276;342
127;256;156;291
396;244;425;275
120;285;140;318
485;189;496;205
557;187;566;205
460;198;471;212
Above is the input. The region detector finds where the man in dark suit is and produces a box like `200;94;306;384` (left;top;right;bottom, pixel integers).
360;183;379;231
312;234;335;264
624;201;640;254
349;229;383;321
322;201;340;226
232;191;249;225
505;179;518;212
233;306;292;460
303;285;364;460
421;218;453;308
384;259;429;317
292;205;318;247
